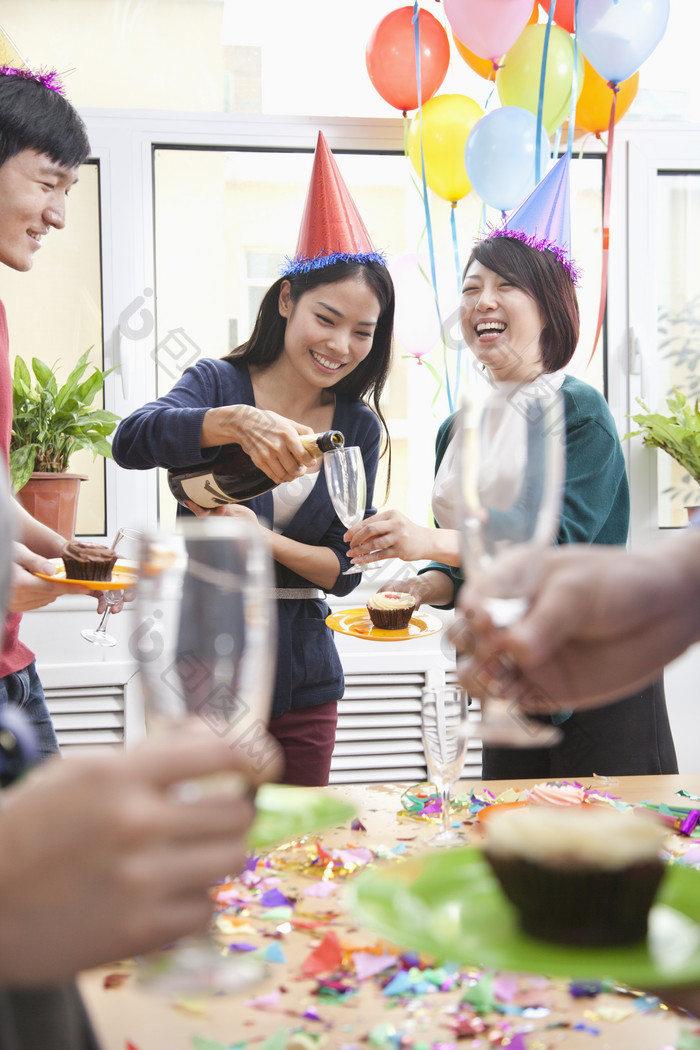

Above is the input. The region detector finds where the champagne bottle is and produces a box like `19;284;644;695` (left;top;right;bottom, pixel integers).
167;430;344;509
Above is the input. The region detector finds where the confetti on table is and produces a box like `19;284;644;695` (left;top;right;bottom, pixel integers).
244;989;283;1012
301;930;343;977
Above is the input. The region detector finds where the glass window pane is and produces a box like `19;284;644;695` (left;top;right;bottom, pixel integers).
654;172;700;527
3;161;105;536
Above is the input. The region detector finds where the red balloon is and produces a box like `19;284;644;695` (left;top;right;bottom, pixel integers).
365;6;450;113
539;0;576;33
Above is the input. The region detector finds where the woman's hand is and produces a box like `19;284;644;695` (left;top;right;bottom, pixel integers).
378;570;454;612
345;510;462;570
201;405;316;485
345;509;432;565
184;501;261;528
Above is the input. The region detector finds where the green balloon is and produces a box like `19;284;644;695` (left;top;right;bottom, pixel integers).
497;25;583;135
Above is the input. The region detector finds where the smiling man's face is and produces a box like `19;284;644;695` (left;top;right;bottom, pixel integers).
0;148;79;272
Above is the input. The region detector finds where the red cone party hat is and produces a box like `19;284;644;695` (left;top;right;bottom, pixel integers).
282;131;385;276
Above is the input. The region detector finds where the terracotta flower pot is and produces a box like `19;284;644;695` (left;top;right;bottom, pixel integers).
16;472;88;539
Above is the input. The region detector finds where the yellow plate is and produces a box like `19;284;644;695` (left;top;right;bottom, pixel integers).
326;608;443;642
34;558;139;591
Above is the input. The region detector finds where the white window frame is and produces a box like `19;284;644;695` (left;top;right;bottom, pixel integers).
81;111;410;539
607;122;700;550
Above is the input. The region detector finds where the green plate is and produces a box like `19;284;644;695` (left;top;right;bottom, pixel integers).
347;846;700;987
250;784;356;850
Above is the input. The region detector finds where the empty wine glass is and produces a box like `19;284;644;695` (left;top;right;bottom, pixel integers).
421;686;470;847
457;381;566;747
133;515;276;995
80;527;142;646
324;445;382;574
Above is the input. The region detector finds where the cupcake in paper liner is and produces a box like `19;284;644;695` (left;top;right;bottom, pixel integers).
367;591;416;630
61;540;117;581
482;805;666;947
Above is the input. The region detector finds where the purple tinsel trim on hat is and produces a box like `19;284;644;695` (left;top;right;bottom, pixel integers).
280;249;387;277
487;227;581;286
0;65;67;96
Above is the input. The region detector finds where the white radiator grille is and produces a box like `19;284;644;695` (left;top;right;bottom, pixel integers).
47;687;125;751
330;670;482;784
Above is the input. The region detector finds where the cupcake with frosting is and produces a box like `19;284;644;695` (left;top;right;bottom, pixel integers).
366;591;416;630
482;805;666;946
62;540;117;582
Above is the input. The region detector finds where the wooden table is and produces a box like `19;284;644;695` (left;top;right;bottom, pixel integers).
79;775;700;1050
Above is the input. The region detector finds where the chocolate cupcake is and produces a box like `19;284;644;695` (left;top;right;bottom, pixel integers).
482;805;666;947
366;591;416;630
61;540;118;582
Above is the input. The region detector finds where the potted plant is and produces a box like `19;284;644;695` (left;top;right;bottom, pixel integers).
10;349;120;537
626;387;700;520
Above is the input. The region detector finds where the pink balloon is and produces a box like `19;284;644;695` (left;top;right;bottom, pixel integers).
444;0;535;60
388;252;442;359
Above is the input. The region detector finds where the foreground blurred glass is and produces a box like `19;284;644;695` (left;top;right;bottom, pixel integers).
132;516;276;995
420;686;470;847
458;382;566;747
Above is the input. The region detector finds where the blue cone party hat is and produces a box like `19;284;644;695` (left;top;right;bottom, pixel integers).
489;153;579;284
281;131;386;277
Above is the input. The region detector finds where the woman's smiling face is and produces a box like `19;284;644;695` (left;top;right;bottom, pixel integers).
460;259;546;384
278;275;380;389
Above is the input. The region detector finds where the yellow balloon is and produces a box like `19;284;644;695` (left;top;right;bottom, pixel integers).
407;93;484;202
496;24;583;135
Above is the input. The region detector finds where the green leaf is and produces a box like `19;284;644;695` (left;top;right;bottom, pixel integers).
9;445;37;492
9;348;121;475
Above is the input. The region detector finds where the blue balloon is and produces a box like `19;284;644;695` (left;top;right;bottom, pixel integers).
465;107;551;213
578;0;670;85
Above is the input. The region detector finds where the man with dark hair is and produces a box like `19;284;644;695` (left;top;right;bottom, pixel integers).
0;67;94;756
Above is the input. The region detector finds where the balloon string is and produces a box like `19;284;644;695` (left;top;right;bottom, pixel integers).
566;0;581;158
536;2;556;183
587;84;618;369
450;202;463;401
412;0;452;410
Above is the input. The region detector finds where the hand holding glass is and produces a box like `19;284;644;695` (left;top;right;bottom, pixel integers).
421;686;470;847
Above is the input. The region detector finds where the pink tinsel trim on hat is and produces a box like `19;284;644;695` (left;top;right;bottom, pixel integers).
0;66;66;97
487;226;581;286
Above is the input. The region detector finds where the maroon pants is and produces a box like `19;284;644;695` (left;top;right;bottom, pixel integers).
268;701;338;786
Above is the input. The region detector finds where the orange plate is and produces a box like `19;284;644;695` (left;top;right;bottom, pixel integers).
325;608;442;642
476;801;530;822
34;558;139;592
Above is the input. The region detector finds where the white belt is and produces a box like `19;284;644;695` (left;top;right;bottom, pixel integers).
273;588;325;600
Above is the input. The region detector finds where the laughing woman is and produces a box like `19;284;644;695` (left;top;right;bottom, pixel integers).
345;158;677;781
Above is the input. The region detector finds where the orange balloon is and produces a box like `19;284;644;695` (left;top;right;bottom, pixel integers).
452;32;499;80
575;56;639;135
452;2;538;80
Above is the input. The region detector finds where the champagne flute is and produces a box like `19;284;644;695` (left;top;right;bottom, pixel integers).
80;526;142;646
421;686;470;847
132;516;276;995
324;445;382;574
457;381;566;747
